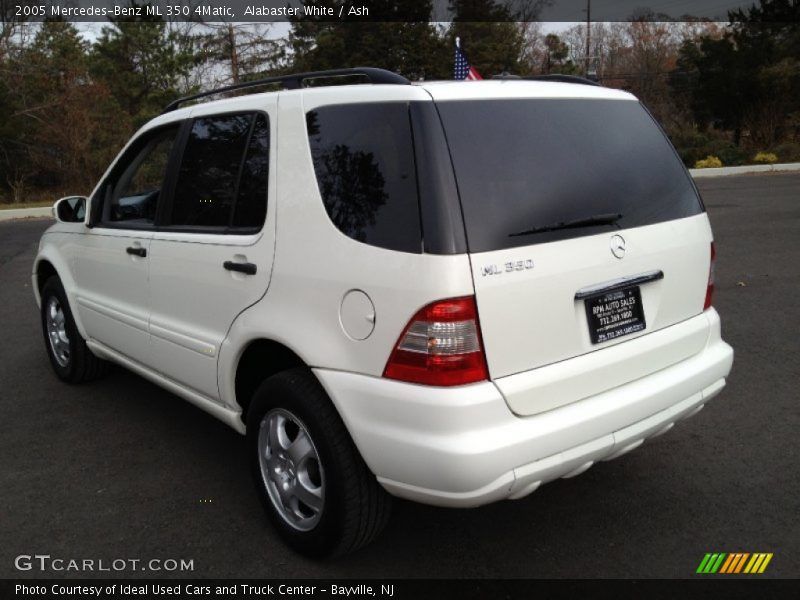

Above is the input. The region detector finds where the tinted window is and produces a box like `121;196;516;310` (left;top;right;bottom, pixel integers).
306;103;422;253
169;114;269;228
436;99;703;252
233;114;269;229
106;126;178;225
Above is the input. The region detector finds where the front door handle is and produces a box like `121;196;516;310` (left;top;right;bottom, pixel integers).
126;246;147;258
223;261;257;275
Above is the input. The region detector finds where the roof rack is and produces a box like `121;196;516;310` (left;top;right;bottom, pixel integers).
162;67;410;113
492;73;600;87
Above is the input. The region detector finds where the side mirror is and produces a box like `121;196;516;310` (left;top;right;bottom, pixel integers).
53;196;87;224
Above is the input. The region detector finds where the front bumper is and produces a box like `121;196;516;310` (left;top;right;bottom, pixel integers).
313;309;733;508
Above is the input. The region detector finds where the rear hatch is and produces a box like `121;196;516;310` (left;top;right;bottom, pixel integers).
433;89;712;412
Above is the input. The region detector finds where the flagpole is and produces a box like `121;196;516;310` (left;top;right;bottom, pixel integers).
455;36;460;49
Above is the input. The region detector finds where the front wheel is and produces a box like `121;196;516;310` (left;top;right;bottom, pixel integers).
247;368;391;557
40;276;108;383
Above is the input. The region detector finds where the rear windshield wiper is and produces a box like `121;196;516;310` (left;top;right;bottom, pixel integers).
508;213;623;237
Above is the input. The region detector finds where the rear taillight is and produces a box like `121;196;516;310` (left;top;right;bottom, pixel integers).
704;241;716;310
383;296;489;386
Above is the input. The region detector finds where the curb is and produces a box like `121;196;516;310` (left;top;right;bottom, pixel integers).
0;206;53;222
689;162;800;178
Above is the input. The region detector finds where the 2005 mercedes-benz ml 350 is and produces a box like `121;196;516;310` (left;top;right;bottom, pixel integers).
34;68;733;557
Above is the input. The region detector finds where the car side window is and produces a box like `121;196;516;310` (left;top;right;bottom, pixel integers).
104;126;179;225
306;103;422;253
167;112;269;231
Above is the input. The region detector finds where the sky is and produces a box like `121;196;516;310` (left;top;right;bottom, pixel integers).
74;20;573;44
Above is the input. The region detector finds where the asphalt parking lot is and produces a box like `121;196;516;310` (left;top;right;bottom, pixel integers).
1;173;798;579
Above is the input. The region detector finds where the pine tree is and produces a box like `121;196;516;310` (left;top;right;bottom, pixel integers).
448;0;526;77
90;2;197;125
675;0;800;147
288;1;449;80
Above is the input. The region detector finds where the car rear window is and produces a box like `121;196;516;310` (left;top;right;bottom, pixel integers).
306;103;422;253
436;98;703;252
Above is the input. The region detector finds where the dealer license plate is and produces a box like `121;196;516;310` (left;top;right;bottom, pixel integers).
585;286;646;344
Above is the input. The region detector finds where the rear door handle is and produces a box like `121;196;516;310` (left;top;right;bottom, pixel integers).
223;261;257;275
126;246;147;258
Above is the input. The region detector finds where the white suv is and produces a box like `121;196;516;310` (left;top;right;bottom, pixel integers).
34;68;733;557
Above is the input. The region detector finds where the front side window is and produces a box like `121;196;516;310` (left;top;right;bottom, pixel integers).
104;126;179;225
306;103;422;253
169;113;269;230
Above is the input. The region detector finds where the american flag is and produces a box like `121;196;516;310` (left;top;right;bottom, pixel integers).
454;38;482;81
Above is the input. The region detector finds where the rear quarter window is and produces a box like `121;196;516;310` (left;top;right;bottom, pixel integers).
306;103;422;254
436;98;703;252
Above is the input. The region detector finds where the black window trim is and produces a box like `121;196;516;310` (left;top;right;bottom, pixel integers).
153;117;192;228
91;110;271;236
410;101;467;255
228;114;259;228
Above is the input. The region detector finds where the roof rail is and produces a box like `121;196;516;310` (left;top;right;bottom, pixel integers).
492;73;601;87
163;67;410;113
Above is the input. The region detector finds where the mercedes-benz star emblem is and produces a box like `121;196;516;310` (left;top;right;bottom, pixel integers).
610;234;626;259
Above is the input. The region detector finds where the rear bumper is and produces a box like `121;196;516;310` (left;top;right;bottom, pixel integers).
313;309;733;508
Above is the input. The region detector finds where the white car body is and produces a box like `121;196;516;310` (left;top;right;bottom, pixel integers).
34;77;733;514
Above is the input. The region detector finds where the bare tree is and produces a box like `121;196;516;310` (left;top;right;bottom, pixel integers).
197;23;286;86
518;21;546;74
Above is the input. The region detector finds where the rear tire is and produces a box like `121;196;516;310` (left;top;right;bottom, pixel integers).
246;367;391;557
40;276;108;383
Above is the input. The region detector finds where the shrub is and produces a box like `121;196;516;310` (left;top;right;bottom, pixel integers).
670;128;749;167
671;131;711;167
753;151;779;164
715;144;749;166
694;155;723;169
772;142;800;162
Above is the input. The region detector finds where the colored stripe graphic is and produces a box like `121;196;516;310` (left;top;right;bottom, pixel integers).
759;554;773;573
734;553;750;573
710;553;726;573
698;552;773;574
719;554;735;573
720;553;749;573
696;554;713;573
744;554;761;573
697;553;727;573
